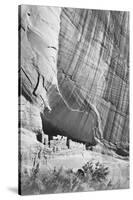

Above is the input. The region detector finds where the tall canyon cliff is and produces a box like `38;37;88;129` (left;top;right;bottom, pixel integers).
19;5;129;155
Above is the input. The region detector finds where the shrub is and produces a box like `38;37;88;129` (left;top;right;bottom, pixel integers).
82;161;109;182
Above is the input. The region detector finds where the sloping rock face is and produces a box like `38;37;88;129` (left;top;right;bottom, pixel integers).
19;5;61;131
19;5;61;164
19;6;129;154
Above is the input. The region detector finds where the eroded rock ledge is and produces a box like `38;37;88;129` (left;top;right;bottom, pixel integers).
19;5;129;156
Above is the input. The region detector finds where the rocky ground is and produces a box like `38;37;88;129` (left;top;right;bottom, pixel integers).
41;138;129;188
20;133;129;195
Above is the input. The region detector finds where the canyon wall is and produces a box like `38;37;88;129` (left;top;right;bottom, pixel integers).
19;5;61;160
19;6;129;154
19;5;61;131
57;8;129;151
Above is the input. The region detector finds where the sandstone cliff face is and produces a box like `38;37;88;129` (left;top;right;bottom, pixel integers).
19;5;61;131
19;5;62;163
57;8;129;150
19;6;129;154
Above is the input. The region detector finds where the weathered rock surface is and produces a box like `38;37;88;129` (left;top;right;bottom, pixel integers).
19;6;129;154
19;5;61;133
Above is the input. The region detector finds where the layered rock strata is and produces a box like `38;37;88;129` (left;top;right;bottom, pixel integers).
19;6;129;155
19;5;61;163
19;5;61;130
